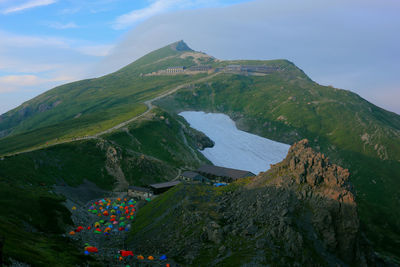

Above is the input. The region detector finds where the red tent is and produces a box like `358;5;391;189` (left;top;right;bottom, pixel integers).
120;250;134;257
86;247;98;253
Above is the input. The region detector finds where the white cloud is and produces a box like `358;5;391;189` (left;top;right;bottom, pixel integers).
0;74;40;89
0;30;112;58
113;0;184;30
0;74;76;92
2;0;57;14
76;44;114;57
58;7;80;15
47;21;79;29
0;30;69;48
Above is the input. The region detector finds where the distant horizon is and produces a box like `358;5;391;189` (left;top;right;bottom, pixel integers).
1;0;399;115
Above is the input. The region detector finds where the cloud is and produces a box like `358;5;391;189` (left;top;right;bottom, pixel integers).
113;0;183;30
76;44;114;57
0;30;113;58
0;74;40;89
47;21;79;29
58;7;80;15
0;30;69;48
2;0;57;14
0;74;75;93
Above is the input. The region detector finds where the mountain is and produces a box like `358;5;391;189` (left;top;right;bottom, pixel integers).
127;140;381;266
0;40;399;264
0;40;213;155
155;59;400;260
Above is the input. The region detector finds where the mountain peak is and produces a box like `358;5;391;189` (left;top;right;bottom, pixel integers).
169;40;193;52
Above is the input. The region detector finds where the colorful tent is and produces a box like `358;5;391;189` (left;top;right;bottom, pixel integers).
85;247;98;253
120;250;134;257
137;255;144;260
160;255;167;260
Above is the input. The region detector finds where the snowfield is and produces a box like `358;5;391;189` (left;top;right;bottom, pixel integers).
179;111;290;175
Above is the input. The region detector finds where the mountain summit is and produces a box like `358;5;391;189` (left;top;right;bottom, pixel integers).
170;40;193;52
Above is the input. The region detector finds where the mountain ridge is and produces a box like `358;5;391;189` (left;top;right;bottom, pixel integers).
0;40;399;262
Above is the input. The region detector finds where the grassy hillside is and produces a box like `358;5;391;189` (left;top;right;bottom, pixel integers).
156;66;400;260
0;107;211;265
0;145;108;266
0;41;208;155
0;180;95;266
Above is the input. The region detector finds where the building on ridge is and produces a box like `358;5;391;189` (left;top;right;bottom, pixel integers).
196;165;256;183
180;171;211;184
165;66;185;73
127;186;153;199
149;180;181;194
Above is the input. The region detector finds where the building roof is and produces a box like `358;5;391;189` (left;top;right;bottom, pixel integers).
181;171;206;179
149;180;181;189
197;165;255;180
128;186;152;193
167;66;184;69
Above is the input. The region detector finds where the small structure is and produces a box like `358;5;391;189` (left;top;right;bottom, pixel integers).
225;65;241;72
181;171;210;184
197;165;255;183
149;181;181;195
188;65;212;72
241;65;279;73
127;186;153;199
165;66;185;73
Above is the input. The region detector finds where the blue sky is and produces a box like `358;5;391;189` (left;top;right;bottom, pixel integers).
0;0;399;115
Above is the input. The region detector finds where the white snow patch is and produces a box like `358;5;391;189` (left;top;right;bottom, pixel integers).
179;111;290;175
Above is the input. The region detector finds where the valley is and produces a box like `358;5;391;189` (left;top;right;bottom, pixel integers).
0;41;399;266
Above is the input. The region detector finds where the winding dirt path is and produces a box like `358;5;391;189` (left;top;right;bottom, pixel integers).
2;73;218;158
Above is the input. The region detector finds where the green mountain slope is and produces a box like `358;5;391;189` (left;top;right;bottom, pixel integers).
0;41;209;155
156;66;400;259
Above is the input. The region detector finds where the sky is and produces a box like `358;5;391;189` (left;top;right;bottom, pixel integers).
0;0;399;115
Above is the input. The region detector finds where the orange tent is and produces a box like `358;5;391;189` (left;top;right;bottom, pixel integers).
69;231;75;235
137;255;144;260
148;256;154;260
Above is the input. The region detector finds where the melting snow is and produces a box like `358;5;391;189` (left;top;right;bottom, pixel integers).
179;111;290;175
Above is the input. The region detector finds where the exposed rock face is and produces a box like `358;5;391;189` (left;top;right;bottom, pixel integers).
128;139;383;266
266;139;360;263
182;123;214;150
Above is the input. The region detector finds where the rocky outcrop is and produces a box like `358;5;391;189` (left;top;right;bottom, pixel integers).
264;139;361;264
182;123;214;150
128;139;383;266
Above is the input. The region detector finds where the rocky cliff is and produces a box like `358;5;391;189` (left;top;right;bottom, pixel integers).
128;140;386;266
